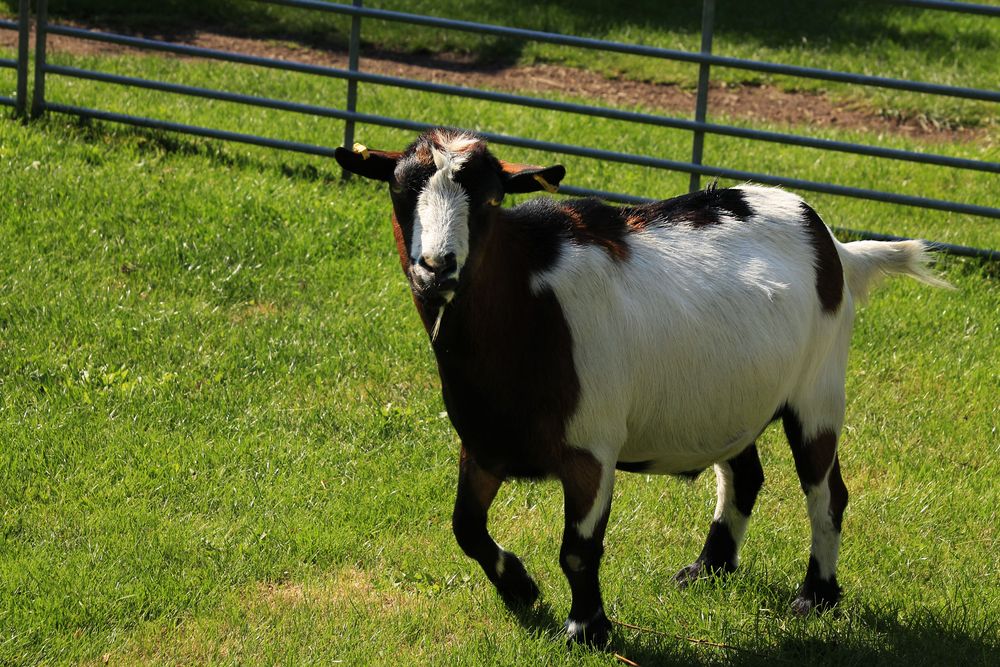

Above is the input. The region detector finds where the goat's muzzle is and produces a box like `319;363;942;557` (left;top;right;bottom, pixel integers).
410;253;459;304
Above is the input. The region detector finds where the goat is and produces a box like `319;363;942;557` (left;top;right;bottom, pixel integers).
335;128;948;647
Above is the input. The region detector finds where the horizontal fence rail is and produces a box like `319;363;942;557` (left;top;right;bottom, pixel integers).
22;0;1000;260
45;60;1000;175
46;92;1000;221
266;0;1000;103
888;0;1000;17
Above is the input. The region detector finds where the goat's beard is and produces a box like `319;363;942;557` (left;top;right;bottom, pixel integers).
410;282;453;343
431;304;446;343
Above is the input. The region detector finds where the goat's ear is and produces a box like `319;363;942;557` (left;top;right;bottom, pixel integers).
499;161;567;194
335;144;401;182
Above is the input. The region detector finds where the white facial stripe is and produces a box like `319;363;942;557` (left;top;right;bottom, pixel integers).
413;162;470;270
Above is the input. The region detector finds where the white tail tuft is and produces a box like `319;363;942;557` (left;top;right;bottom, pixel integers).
838;239;953;303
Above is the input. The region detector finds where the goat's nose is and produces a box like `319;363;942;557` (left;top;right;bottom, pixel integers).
419;252;457;277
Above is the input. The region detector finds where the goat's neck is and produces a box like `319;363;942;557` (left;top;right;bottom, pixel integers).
431;210;536;352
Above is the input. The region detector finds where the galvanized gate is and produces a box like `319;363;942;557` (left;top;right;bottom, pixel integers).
0;0;29;117
7;0;1000;258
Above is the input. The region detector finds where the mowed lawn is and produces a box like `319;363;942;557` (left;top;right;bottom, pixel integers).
1;31;999;667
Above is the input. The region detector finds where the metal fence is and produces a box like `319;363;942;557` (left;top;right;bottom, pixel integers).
0;0;29;116
9;0;1000;259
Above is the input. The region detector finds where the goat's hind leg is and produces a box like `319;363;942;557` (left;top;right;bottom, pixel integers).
782;408;849;614
452;446;539;607
675;443;765;586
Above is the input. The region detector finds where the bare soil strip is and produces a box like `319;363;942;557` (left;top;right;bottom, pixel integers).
1;24;985;144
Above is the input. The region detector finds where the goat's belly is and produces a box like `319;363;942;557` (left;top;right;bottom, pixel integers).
607;317;799;473
617;398;776;474
618;423;761;475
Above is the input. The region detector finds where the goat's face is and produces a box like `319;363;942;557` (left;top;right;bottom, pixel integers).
335;129;565;306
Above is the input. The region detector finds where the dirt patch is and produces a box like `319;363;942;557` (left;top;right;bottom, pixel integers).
253;566;421;615
0;21;985;143
230;300;279;323
258;580;307;607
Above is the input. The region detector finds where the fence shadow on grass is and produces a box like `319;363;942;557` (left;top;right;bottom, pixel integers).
61;117;345;184
18;0;997;66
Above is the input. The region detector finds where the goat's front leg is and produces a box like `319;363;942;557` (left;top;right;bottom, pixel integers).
452;446;539;607
559;450;615;647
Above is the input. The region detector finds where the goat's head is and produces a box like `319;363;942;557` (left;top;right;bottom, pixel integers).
335;129;565;308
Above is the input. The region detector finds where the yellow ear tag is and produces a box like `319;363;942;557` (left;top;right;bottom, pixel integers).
532;173;558;193
352;143;370;160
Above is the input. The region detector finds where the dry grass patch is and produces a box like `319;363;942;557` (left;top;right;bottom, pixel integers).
103;565;449;665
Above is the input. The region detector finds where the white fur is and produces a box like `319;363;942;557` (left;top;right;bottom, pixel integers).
713;462;751;566
433;129;480;157
533;186;826;473
566;608;605;633
412;163;470;273
807;483;840;580
575;463;615;539
837;238;952;303
564;554;585;572
531;185;939;475
525;184;947;594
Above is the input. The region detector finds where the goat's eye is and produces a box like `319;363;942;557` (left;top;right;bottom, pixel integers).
487;196;502;207
390;182;404;194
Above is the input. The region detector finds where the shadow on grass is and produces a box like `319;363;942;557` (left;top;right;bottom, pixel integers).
504;598;565;641
15;0;996;65
497;572;997;666
607;602;998;667
59;117;344;183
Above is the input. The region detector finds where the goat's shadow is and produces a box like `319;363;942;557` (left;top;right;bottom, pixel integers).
503;584;998;666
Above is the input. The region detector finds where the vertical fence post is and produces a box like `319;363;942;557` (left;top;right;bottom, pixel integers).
31;0;48;117
689;0;715;192
15;0;30;118
341;0;363;179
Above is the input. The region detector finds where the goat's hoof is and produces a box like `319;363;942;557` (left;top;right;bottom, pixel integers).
791;578;842;616
495;555;540;608
673;560;736;588
565;611;612;648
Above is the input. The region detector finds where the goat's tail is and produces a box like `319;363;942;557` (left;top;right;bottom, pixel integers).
837;239;953;303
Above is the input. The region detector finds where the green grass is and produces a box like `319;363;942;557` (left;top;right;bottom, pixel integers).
1;29;999;667
1;42;996;249
2;0;999;127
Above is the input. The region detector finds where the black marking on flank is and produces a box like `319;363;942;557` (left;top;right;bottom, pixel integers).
615;460;653;473
799;202;844;313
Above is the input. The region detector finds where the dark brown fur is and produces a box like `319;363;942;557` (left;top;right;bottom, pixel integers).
560;200;630;262
560;448;605;521
432;205;580;479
